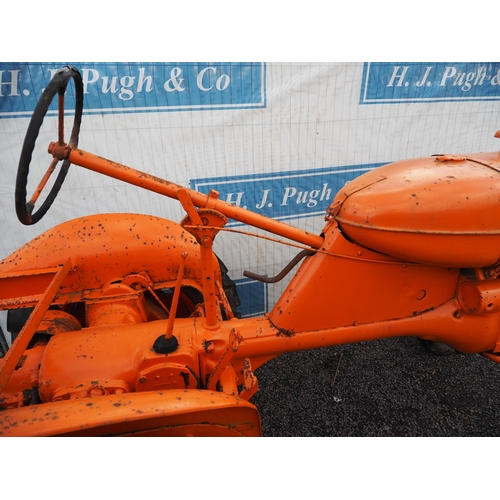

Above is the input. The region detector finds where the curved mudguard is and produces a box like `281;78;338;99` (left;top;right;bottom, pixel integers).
0;389;262;437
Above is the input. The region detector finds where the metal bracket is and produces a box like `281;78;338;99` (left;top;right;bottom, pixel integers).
239;358;259;400
0;258;73;392
207;329;240;391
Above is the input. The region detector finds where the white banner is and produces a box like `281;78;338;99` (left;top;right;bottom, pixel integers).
1;62;499;315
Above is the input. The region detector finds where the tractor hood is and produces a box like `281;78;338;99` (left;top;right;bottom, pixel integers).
330;151;500;268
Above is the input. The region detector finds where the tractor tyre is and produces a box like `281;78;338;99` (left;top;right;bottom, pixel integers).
417;338;455;356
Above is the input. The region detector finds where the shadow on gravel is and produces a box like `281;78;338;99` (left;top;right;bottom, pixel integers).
252;336;500;437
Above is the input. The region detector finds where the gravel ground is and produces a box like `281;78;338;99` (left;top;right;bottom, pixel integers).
251;336;500;436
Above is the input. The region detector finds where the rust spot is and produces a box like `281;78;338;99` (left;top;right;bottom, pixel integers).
15;355;27;370
180;372;190;388
276;327;294;337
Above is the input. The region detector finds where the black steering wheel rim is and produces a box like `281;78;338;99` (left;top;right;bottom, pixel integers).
15;66;83;225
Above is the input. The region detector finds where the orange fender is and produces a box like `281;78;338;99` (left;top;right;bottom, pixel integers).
0;389;262;437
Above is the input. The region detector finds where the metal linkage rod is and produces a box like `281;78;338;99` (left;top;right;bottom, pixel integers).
54;145;324;250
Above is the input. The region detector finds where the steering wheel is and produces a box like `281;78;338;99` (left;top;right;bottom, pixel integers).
15;66;83;225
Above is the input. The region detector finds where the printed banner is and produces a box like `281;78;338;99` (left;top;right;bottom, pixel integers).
0;62;266;118
234;278;268;317
191;163;383;224
360;62;500;104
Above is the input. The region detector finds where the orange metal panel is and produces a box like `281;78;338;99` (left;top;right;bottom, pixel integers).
0;214;212;292
0;390;261;437
269;223;459;333
333;153;500;267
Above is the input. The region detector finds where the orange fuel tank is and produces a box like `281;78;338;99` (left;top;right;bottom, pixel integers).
332;152;500;268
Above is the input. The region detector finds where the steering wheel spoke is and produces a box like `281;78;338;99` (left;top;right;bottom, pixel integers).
15;66;83;225
27;157;60;208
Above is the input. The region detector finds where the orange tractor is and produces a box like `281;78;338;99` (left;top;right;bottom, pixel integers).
1;66;500;436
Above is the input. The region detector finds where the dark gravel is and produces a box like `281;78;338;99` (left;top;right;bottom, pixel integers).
251;336;500;436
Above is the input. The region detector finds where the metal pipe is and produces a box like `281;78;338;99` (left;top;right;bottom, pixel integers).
243;249;316;283
59;146;324;249
165;252;188;339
